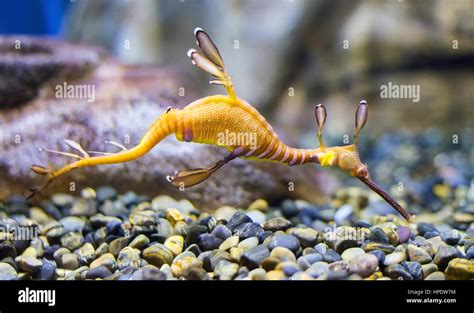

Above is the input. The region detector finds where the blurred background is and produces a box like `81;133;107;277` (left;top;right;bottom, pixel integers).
0;0;472;214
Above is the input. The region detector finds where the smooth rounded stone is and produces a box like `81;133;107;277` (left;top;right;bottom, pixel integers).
43;222;67;242
322;249;342;263
164;235;184;256
214;206;238;221
384;264;413;280
467;246;474;259
341;247;365;262
368;227;390;244
348;254;378;278
445;258;474;280
129;234;150;250
95;242;109;258
185;224;208;247
117;247;141;270
417;223;438;236
60;232;84;251
314;243;328;255
240;245;270;270
93;228;107;246
334;204;354;225
290;228;321;248
234;222;264;240
227;212;252;231
86;265;112;279
15;255;43;273
426;236;446;254
140;265;167;280
183;267;210;280
265;270;287;280
276;261;300;277
405;261;422;280
270;247;296;263
383;252;406;266
246;210;266;225
397;227;411;244
22;246;38;258
39;259;56;280
211;225;232;241
268;234;300;253
263;217;291;232
53;247;70;265
62;253;80;270
142;244;174;267
166;208;185;226
109;237;130;257
129;210;156;227
363;242;396;254
219;236;239;251
29;207;54;225
302;247;317;256
171;254;203;277
248;268;267;280
425;271;445;280
209;250;231;271
89;214;121;229
77;243;96;265
441;230;461;245
69;198;97;216
261;257;280;271
238;237;259;250
230;247;244;262
368;250;385;266
433;245;463;270
185;244;201;256
174;221;189;237
247;199;269;212
297;253;323;271
407;244;432;264
306;261;330;278
424;231;440;239
96;186;117;202
421;263;438;278
290;272;315;280
197;234;223;251
326;226;364;254
90;253;116;271
0;241;17;259
150;195;179;210
59;216;85;233
214;260;239;280
51;193;75;207
0;262;18;280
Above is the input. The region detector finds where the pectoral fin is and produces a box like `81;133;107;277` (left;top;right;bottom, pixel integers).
167;160;224;188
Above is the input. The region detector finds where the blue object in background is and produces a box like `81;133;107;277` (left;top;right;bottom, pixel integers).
0;0;70;36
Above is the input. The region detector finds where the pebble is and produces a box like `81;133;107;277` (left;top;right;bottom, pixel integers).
59;216;86;233
426;236;446;254
246;210;266;225
234;222;264;240
444;258;474;280
240;245;270;270
441;230;461;245
142;244;174;267
171;254;203;277
421;263;438;278
211;225;232;241
268;234;300;253
433;245;463;270
230;247;244;262
466;246;474;259
197;234;223;251
77;243;96;265
109;237;130;257
39;259;56;280
90;253;116;271
341;248;365;262
348;254;378;278
405;261;423;280
297;253;323;270
0;241;16;259
265;270;287;280
417;223;438;236
86;265;112;279
368;227;390;243
396;227;411;244
384;264;413;280
306;261;330;278
129;234;150;250
290;228;321;248
383;252;406;266
368;250;385;266
117;246;141;270
322;249;342;263
407;244;432;264
238;237;259;250
60;232;84;251
185;224;207;247
96;186;117;202
227;212;252;231
276;261;300;277
0;262;18;280
219;236;240;251
164;235;184;256
261;257;280;271
363;242;395;254
263;217;291;232
270;247;296;263
425;271;445;280
247;199;269;212
214;260;239;280
62;253;80;270
129;210;156;226
15;255;43;273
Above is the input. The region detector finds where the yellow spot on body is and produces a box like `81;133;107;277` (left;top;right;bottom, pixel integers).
320;150;336;167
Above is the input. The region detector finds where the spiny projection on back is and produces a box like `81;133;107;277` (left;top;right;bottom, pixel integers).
28;27;413;221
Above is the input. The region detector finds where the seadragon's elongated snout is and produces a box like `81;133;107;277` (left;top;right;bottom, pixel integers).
313;100;413;221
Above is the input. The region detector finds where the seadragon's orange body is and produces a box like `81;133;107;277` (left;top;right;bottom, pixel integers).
29;28;413;222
